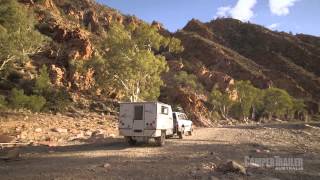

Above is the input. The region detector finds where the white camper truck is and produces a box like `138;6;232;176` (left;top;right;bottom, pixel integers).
119;102;193;146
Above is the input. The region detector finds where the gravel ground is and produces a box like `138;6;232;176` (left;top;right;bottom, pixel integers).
0;122;320;180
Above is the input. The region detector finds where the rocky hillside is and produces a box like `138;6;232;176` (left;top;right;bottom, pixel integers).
1;0;319;127
168;18;320;115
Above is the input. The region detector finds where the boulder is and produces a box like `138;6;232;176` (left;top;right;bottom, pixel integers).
84;130;93;136
51;128;68;133
217;160;247;175
102;163;111;169
35;128;42;133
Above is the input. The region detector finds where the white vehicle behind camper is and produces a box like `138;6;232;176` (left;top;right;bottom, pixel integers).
119;102;193;146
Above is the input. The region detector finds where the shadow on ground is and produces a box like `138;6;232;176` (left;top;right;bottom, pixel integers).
1;125;319;180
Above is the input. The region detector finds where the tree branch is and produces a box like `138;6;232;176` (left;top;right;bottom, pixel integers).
0;55;15;71
113;74;129;91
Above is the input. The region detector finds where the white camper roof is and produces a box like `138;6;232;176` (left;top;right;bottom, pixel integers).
119;101;170;106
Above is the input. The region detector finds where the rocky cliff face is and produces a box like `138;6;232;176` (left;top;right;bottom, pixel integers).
21;0;127;90
17;0;320;125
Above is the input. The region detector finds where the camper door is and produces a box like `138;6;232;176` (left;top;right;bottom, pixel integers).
133;105;144;135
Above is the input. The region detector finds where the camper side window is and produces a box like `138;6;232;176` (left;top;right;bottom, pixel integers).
134;106;143;120
161;106;169;115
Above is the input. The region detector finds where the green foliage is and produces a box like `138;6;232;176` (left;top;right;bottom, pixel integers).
42;88;71;112
312;114;320;121
174;71;204;92
263;87;293;118
0;0;46;73
9;88;46;112
291;98;306;114
209;89;234;119
231;81;261;120
31;66;71;112
167;38;184;53
208;80;306;121
34;65;51;94
0;95;7;109
130;23;165;51
91;22;183;102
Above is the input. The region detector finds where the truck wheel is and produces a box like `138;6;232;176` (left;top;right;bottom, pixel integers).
178;129;184;139
188;127;193;136
155;131;165;146
125;136;137;146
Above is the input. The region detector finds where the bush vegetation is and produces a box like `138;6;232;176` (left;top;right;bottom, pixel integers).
8;88;46;112
0;95;7;109
87;22;183;102
209;80;306;121
1;65;71;112
174;71;204;92
33;65;71;112
0;0;46;76
209;89;234;119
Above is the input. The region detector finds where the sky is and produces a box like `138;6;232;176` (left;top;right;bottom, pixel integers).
97;0;320;36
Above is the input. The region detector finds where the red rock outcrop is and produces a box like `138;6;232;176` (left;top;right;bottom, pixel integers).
38;18;93;60
63;4;84;21
125;16;141;27
175;89;213;127
151;21;164;31
196;66;234;91
84;10;99;32
72;68;95;91
50;65;65;87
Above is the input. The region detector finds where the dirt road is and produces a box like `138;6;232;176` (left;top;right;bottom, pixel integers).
1;123;320;180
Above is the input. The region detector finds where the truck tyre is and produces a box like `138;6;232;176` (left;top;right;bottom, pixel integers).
188;127;193;136
178;129;184;139
125;136;137;146
155;131;165;146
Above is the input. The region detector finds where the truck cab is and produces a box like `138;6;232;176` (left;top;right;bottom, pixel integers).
172;112;193;139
